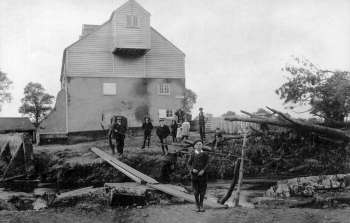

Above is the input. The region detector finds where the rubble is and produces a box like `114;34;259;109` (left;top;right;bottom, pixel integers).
266;174;350;198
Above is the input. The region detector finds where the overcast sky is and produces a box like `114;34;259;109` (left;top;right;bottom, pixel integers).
0;0;349;118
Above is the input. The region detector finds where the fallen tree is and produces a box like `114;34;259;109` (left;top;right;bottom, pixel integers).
224;107;350;142
221;107;350;176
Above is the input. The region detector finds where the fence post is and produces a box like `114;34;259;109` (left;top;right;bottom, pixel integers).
234;130;247;207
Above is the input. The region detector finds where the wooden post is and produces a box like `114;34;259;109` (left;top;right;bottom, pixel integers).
219;158;240;204
234;130;247;207
214;136;218;150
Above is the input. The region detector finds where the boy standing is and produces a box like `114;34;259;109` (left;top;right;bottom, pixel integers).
156;119;171;155
188;140;209;212
212;128;224;150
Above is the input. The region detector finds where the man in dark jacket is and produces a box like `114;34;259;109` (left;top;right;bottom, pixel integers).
142;117;153;149
108;116;127;156
198;108;206;142
188;139;209;212
156;119;170;155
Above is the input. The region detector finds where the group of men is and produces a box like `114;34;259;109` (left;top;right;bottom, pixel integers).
108;107;207;156
107;107;210;212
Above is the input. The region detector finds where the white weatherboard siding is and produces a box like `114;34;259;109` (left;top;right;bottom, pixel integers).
65;27;184;78
41;0;186;134
112;0;151;50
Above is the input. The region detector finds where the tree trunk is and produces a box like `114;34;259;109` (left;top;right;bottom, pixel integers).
224;114;350;142
234;132;247;207
219;158;241;204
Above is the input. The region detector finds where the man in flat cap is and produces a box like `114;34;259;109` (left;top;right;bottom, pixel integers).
108;116;127;156
198;108;206;142
156;119;170;155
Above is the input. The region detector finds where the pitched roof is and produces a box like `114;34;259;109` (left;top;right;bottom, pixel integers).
0;117;35;131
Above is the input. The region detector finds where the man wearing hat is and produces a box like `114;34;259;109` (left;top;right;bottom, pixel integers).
108;116;127;156
141;116;153;149
198;108;206;142
156;118;171;155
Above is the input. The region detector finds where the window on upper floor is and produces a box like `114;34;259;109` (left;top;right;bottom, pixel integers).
158;83;170;96
103;83;117;95
158;108;174;119
126;15;139;28
166;109;174;118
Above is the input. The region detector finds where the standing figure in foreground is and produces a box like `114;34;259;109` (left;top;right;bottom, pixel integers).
171;119;178;143
108;116;127;156
156;119;171;155
188;140;209;212
198;107;206;142
142;117;153;149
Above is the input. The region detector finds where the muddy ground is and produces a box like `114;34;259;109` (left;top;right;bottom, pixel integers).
1;205;350;223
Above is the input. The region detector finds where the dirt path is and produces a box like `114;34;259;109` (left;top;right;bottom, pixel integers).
1;205;350;223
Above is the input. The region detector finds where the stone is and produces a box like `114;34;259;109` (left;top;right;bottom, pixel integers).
33;197;47;210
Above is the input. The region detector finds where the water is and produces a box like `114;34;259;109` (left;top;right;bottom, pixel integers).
206;179;275;208
0;183;56;201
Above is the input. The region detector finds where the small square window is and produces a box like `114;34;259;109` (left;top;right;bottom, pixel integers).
103;83;116;95
126;15;138;27
158;83;170;95
166;109;174;118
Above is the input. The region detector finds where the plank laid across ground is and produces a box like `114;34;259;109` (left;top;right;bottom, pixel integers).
91;147;158;184
149;183;225;209
91;147;226;209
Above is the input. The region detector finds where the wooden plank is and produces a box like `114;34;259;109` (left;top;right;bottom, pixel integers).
56;186;95;199
150;184;225;209
91;147;225;209
91;147;158;184
91;148;142;184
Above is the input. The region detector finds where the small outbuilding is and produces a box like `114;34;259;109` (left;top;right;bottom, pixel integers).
0;117;36;142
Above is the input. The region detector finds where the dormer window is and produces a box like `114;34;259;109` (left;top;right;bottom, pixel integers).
126;15;138;28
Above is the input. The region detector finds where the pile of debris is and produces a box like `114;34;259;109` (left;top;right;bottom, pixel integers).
251;174;350;209
0;133;36;191
266;174;350;198
0;183;187;211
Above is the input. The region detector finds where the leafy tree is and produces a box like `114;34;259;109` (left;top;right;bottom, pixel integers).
19;82;54;127
276;57;350;125
222;110;236;117
0;69;12;111
183;88;197;114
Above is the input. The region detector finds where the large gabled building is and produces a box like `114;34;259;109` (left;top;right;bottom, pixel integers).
40;0;186;140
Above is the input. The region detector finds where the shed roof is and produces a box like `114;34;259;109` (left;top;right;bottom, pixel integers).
0;117;35;131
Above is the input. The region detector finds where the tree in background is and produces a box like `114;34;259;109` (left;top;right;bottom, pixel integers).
221;110;236;117
276;57;350;126
19;82;54;127
0;69;12;111
183;88;197;114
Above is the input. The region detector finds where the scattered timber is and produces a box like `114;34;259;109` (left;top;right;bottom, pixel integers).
91;147;226;209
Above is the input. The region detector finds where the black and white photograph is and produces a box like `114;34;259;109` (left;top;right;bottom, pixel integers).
0;0;350;222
